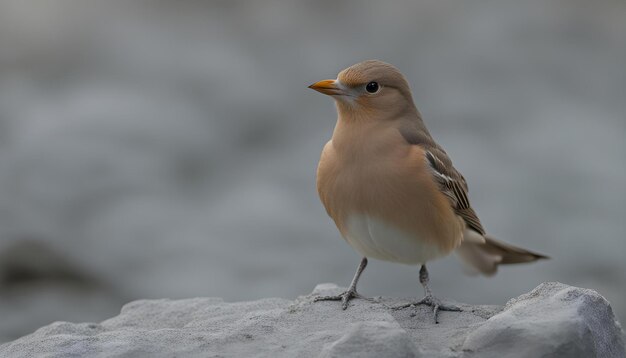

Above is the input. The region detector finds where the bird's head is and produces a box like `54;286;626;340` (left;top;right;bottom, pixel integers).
309;60;417;119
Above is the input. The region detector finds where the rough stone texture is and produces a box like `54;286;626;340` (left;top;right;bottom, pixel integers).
462;282;626;358
1;282;623;358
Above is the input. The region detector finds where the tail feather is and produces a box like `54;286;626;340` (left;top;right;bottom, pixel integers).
455;235;549;276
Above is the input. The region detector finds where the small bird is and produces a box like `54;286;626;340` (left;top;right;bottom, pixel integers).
309;60;548;323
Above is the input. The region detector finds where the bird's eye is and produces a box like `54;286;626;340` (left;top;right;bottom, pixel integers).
365;81;379;93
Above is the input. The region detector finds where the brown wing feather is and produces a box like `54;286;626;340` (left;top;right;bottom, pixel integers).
398;125;548;275
424;149;486;235
398;125;485;235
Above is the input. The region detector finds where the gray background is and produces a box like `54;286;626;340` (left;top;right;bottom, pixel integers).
0;0;624;342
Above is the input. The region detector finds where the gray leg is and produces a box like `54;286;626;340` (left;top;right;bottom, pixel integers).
314;257;368;309
394;264;461;323
419;264;434;297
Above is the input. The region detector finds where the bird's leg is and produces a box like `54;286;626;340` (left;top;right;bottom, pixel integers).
414;264;462;322
314;257;369;309
393;264;461;323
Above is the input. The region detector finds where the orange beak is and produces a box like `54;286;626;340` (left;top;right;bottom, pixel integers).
308;79;344;96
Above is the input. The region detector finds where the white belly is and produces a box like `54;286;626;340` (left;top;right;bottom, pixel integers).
344;214;445;265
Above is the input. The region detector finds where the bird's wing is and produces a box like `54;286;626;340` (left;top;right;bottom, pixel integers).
398;123;486;235
424;148;486;236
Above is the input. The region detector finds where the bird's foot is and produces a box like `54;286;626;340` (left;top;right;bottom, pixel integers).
393;295;461;323
314;288;369;310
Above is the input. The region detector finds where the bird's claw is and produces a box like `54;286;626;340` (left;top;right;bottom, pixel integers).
314;289;368;310
392;294;461;323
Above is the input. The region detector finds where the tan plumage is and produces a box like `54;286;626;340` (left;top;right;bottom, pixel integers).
310;60;547;320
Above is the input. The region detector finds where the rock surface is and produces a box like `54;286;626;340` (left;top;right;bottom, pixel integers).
1;282;623;358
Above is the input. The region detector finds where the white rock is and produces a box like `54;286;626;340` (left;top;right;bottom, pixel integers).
0;282;623;358
462;282;625;358
319;322;422;358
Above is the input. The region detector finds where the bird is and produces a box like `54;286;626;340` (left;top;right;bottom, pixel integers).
308;60;548;323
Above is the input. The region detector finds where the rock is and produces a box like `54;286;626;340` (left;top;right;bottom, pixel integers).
462;282;625;358
0;282;623;358
319;322;422;358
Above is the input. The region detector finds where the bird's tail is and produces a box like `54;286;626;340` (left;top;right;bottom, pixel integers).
455;235;549;276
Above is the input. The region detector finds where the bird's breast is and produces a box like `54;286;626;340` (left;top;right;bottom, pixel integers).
317;135;464;263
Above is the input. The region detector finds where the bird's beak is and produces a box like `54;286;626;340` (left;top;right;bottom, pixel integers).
308;79;344;96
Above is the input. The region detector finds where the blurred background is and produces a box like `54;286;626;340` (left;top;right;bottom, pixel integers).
0;0;624;342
